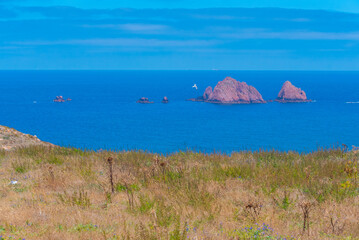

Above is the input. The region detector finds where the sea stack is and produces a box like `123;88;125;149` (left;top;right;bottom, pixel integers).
162;96;169;103
189;77;266;104
136;97;154;104
276;81;311;103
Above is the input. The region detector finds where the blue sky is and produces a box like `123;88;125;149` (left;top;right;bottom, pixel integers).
1;1;359;70
3;0;359;13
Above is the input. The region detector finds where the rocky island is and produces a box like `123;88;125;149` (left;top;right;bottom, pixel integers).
53;96;72;102
54;96;65;102
162;96;169;103
189;77;266;104
276;81;311;103
136;97;154;104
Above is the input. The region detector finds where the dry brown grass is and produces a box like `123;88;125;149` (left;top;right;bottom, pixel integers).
0;125;52;151
0;146;358;239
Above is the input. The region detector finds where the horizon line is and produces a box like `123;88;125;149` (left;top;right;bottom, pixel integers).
1;69;359;72
8;6;359;15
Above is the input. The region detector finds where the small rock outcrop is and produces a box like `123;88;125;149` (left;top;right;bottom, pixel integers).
203;86;213;100
189;77;266;104
136;97;154;104
162;96;169;103
54;96;72;103
53;96;65;102
276;81;311;103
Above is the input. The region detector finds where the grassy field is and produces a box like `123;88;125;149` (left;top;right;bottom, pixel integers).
0;146;358;239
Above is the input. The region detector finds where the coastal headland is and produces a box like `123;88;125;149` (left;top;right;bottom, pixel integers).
0;125;53;150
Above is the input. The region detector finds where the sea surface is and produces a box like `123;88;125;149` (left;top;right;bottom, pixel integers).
0;70;358;153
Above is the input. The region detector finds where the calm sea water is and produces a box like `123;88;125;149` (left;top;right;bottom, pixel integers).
0;70;358;153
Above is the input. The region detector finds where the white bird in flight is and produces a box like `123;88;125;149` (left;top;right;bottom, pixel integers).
192;84;198;90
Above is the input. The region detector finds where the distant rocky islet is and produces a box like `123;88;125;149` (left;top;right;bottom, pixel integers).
162;96;169;103
53;96;72;102
135;96;169;104
188;76;266;104
136;97;154;104
275;80;311;103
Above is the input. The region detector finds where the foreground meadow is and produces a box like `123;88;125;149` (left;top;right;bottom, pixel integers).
0;146;358;239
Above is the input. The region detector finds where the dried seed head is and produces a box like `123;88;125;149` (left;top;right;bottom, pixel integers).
107;157;113;165
246;204;253;209
154;155;160;165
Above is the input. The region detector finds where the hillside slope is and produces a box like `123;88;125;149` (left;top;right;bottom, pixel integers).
0;125;52;150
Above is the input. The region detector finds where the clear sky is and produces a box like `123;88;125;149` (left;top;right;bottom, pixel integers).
1;0;359;70
3;0;359;13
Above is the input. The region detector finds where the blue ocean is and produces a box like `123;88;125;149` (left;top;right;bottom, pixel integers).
0;70;358;153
